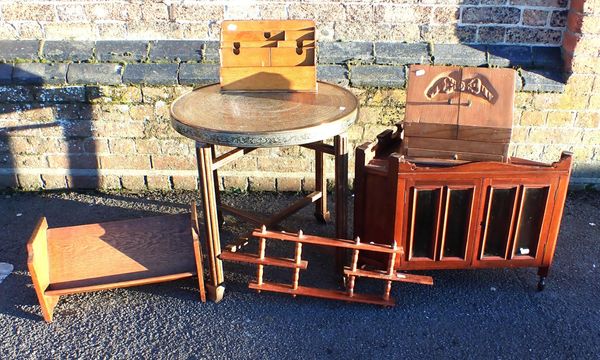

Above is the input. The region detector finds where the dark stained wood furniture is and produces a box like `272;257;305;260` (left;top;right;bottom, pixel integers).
27;203;206;322
404;65;516;162
170;82;358;302
354;128;573;290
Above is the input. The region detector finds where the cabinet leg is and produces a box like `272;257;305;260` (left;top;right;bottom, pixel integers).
314;143;330;223
537;276;546;292
334;133;349;273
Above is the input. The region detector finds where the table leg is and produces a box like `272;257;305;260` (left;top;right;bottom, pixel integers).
196;142;225;302
334;133;349;272
314;141;330;223
210;144;225;225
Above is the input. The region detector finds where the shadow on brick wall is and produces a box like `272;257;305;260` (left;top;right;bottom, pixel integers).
0;66;100;190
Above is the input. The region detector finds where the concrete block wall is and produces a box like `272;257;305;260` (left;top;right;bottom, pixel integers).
0;0;598;191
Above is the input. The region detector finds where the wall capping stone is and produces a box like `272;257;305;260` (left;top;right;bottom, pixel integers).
0;40;566;93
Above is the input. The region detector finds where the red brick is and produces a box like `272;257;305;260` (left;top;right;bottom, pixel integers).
562;30;580;54
47;154;99;169
151;155;195;170
100;155;151;169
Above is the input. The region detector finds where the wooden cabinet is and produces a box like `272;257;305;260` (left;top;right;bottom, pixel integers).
354;130;572;289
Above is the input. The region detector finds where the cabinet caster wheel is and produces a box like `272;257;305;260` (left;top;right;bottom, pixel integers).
537;277;546;291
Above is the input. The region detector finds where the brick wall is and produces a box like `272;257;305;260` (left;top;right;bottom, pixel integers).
0;1;570;44
0;1;599;191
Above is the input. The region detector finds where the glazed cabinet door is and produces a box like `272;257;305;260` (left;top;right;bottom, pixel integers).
401;179;482;270
473;177;558;268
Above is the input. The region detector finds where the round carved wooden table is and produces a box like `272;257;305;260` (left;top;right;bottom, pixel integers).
170;82;359;302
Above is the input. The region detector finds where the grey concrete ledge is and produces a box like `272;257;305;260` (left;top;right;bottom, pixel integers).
0;40;566;92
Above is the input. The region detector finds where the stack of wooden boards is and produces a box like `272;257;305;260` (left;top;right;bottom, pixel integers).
403;65;516;162
219;20;317;92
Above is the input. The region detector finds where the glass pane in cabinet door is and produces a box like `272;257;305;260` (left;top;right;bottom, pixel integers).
442;188;473;259
483;187;517;258
411;189;441;259
514;187;549;257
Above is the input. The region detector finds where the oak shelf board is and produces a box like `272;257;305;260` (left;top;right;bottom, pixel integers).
219;251;308;269
43;213;197;294
249;281;395;307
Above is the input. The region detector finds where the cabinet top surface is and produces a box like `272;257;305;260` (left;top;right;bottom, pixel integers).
170;82;358;147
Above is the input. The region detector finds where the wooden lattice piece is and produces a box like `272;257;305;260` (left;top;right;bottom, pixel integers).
219;227;433;306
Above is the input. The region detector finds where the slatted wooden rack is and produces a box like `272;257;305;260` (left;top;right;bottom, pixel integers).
220;226;433;306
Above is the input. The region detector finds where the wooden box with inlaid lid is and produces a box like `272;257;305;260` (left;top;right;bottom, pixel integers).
219;20;317;92
403;65;516;162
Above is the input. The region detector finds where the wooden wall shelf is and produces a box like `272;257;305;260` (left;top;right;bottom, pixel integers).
27;203;206;322
219;20;317;92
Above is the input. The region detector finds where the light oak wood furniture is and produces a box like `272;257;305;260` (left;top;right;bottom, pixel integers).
27;203;206;322
404;65;516;162
219;226;432;306
220;20;316;92
354;128;573;290
170;82;358;302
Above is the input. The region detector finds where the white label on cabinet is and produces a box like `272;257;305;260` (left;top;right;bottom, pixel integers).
519;248;530;255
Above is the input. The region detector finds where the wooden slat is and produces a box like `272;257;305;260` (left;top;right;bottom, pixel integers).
270;47;314;66
221;30;285;41
284;30;315;41
266;191;322;226
191;202;206;303
220;66;316;92
220;203;268;224
219;251;308;269
405;137;508;155
343;268;433;285
249;281;395;306
221;47;270;67
251;229;403;254
221;20;315;32
300;142;335;155
406;148;506;162
277;40;316;48
221;41;278;48
45;272;195;296
212;147;256;170
26;217;59;322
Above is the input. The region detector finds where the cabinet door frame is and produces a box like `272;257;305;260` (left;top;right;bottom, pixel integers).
472;176;559;268
401;178;483;270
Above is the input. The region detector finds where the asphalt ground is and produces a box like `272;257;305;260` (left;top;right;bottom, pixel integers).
0;189;599;359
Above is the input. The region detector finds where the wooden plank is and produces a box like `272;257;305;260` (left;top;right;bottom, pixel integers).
251;229;403;254
406;147;506;162
249;281;395;306
284;30;315;41
212;147;256;170
221;30;285;41
221;47;270;67
221;20;315;32
266;191;322;226
220;66;316;92
403;122;457;139
343;268;433;285
456;125;512;143
300;142;335;155
45;272;195;296
221;41;278;48
46;214;197;290
405;137;509;156
277;40;316;48
270;47;314;66
219;251;308;269
26;217;59;322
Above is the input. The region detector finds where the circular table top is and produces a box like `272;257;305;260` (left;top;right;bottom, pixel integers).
170;82;358;147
